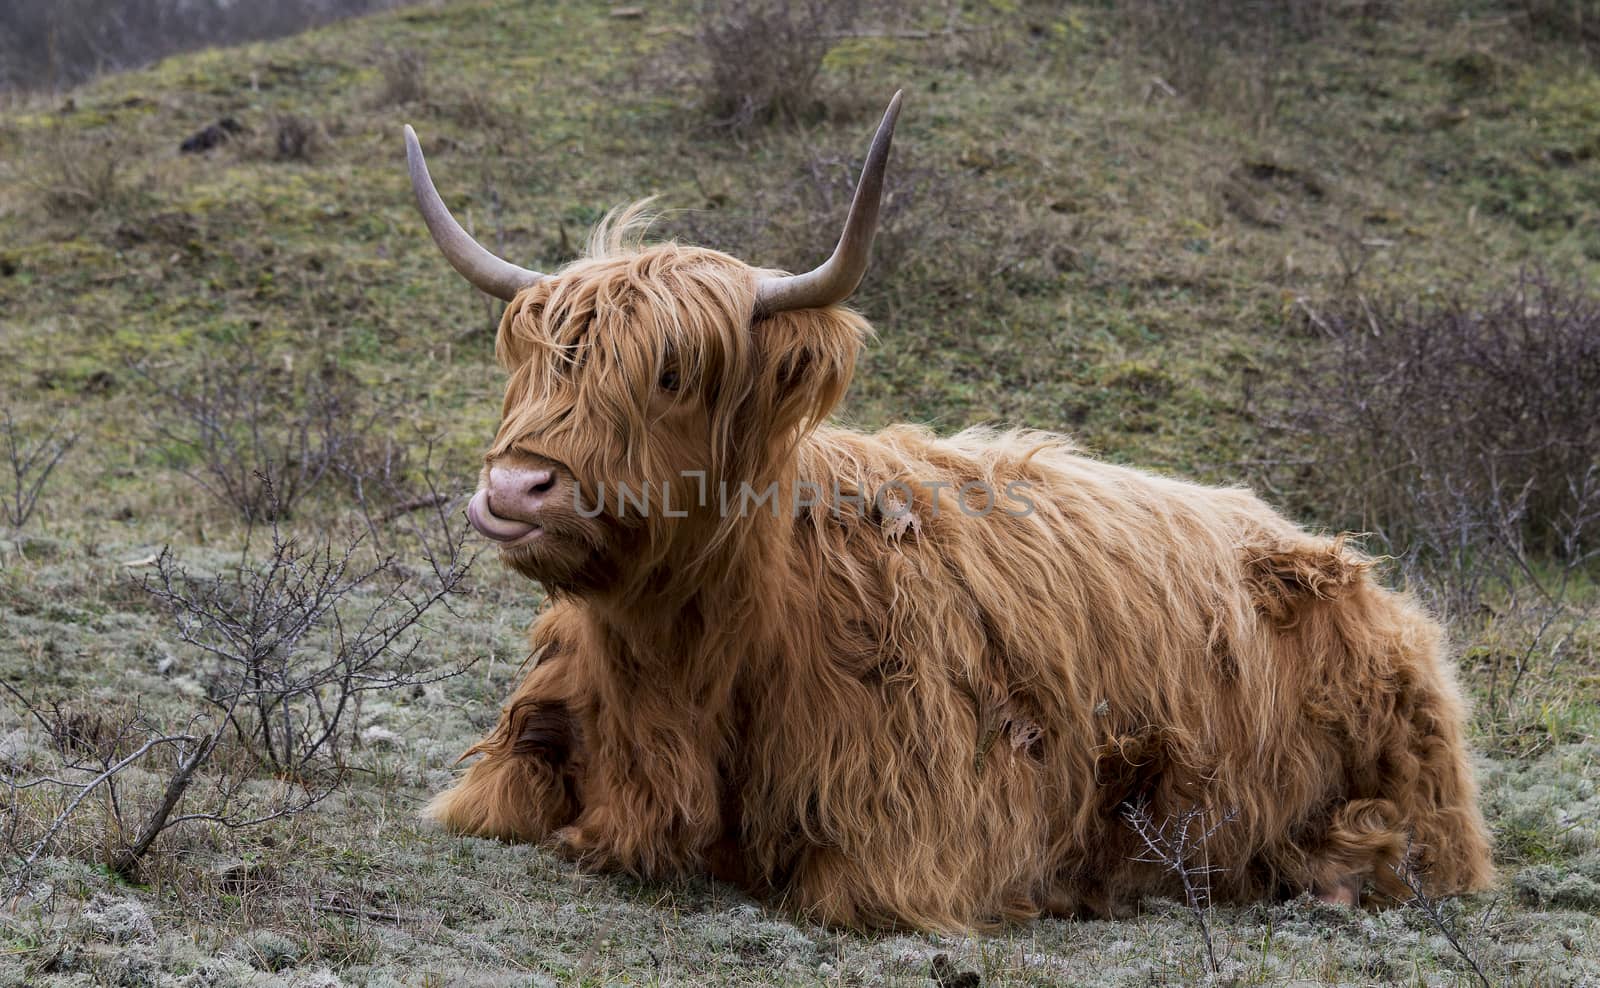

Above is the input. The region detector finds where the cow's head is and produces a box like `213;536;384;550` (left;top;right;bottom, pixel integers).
405;95;900;596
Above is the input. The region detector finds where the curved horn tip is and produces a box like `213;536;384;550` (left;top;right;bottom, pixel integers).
866;92;903;156
879;90;903;134
752;90;904;316
401;122;544;301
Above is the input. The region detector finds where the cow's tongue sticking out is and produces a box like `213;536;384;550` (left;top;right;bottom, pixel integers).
467;489;539;542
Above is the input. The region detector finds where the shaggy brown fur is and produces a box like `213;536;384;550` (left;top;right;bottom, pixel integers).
426;209;1494;930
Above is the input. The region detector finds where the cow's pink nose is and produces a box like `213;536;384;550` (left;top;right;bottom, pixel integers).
487;465;558;521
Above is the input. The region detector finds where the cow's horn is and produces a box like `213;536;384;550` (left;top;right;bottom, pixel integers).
404;125;544;301
754;91;902;317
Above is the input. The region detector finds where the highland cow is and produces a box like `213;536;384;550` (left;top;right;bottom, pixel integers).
403;93;1493;930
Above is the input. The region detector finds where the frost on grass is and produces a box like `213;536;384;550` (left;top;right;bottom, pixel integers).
1481;740;1600;913
1515;853;1600;911
78;895;156;944
230;929;305;972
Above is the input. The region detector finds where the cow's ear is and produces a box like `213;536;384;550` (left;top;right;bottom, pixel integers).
495;285;549;370
755;307;868;433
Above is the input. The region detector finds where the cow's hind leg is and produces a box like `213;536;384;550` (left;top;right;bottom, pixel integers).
1335;601;1495;902
1247;536;1494;904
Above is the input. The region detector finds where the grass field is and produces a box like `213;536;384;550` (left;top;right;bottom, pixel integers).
0;0;1597;984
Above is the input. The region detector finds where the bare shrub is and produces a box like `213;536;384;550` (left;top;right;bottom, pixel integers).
0;695;207;884
346;434;475;568
1514;0;1600;54
143;344;384;522
2;483;472;889
0;692;154;844
1275;273;1600;587
1270;273;1600;754
1392;850;1495;988
376;46;428;107
694;0;862;129
1;409;77;529
143;484;473;779
270;114;323;162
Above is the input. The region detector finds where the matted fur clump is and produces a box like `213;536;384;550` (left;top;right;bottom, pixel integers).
418;207;1494;930
402;93;1498;925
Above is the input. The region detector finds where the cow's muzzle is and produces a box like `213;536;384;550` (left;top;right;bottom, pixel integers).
468;463;564;544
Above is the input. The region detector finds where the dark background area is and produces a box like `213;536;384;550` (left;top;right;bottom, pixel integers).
1;0;418;91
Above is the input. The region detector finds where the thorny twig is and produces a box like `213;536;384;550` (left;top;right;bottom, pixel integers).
1391;851;1494;988
1124;802;1239;976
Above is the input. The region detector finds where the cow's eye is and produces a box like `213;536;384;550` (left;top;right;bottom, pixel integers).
659;368;680;393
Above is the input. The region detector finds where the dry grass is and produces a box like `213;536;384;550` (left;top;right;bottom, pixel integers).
1116;0;1349;130
26;124;138;218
